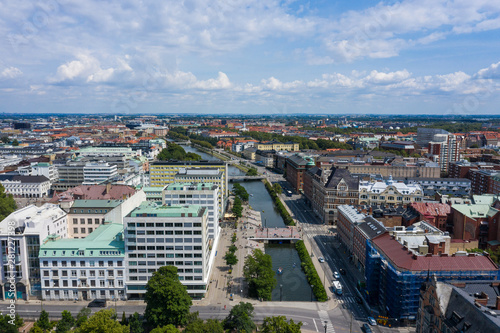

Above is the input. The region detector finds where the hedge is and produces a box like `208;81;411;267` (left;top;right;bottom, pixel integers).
295;240;328;302
263;180;295;226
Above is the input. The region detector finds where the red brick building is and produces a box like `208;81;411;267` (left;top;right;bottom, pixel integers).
409;202;452;231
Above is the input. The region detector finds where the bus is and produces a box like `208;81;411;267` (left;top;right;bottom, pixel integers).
286;190;292;197
332;281;343;295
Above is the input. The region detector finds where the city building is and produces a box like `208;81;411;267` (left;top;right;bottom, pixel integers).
359;176;424;206
427;133;460;173
0;204;68;300
469;169;499;195
451;203;500;249
365;233;499;320
39;223;125;301
379;141;415;154
286;154;315;192
417;277;500;333
396;177;471;197
406;202;452;232
0;175;51;198
83;162;118;185
52;161;86;192
18;162;59;182
124;203;210;299
416;128;449;147
255;141;299;152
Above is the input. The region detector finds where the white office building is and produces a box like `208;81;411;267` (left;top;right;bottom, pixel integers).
124;203;210;299
83;162;118;184
0;204;67;300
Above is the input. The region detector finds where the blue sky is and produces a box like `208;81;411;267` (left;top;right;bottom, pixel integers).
1;0;500;115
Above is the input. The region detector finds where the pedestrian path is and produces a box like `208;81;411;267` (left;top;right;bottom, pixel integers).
318;310;336;333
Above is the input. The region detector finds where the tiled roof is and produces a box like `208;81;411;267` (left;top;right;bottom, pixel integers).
372;233;498;272
411;202;451;217
49;184;137;202
325;167;359;189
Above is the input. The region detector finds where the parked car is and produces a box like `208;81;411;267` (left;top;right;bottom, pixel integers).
367;317;377;326
318;257;325;263
362;323;373;333
339;268;346;275
88;299;107;308
333;271;340;279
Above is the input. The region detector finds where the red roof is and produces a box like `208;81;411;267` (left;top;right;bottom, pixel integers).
411;202;451;217
372;233;498;272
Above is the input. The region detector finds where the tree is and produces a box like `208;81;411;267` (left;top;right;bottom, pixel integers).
149;326;180;333
128;312;143;333
29;324;44;333
232;197;243;218
75;309;129;333
184;318;224;333
0;136;9;143
12;139;19;146
0;184;17;221
120;311;128;326
224;302;256;333
0;314;23;333
76;307;91;327
224;252;238;266
261;316;303;333
157;143;201;161
228;244;238;253
56;310;75;333
37;309;51;331
246;168;258;176
145;266;192;327
243;249;277;301
272;183;282;195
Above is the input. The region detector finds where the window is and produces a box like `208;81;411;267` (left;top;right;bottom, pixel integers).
90;280;96;287
73;218;78;224
73;228;78;234
100;280;105;287
80;218;85;224
87;218;92;224
80;228;85;233
90;270;95;277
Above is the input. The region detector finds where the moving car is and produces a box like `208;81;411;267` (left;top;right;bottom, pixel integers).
339;268;346;275
88;299;107;308
362;323;373;333
318;257;325;263
367;317;377;326
333;271;340;279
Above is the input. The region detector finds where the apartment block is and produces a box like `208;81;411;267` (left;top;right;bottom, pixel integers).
39;223;125;301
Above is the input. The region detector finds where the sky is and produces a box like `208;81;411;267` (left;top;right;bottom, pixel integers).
1;0;500;116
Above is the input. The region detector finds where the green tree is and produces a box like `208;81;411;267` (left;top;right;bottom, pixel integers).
228;244;237;253
56;310;75;333
0;314;23;333
243;249;277;301
12;139;19;146
75;307;91;327
37;309;51;331
29;324;44;333
120;311;128;326
246;168;258;176
184;318;224;333
149;325;180;333
261;316;303;333
224;302;256;333
233;184;249;201
145;266;192;327
224;252;238;266
0;184;17;221
128;312;143;333
75;309;129;333
272;183;282;195
157;143;201;161
0;136;9;143
232;197;243;218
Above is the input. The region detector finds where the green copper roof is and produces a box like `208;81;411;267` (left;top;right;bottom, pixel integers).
39;223;124;257
452;204;499;220
129;201;206;217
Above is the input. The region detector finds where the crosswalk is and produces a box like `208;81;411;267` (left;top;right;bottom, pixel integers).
318;310;336;333
335;296;356;304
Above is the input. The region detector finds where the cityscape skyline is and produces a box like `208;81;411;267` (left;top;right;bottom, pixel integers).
1;0;500;115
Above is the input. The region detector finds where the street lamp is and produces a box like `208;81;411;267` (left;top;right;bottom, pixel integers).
280;284;283;302
310;284;314;302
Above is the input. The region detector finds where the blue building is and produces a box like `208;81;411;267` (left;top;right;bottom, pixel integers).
365;233;499;321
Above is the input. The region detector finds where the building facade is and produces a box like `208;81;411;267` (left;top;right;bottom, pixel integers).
359;176;424;206
39;223;125;301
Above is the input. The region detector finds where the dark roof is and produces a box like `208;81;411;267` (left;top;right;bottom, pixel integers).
287;154;310;166
0;175;50;183
325;167;359;189
357;216;386;239
306;166;322;177
372;233;499;272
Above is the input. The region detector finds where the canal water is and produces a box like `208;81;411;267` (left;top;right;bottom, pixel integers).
182;145;310;301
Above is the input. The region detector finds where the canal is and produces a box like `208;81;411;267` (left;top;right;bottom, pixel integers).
182;144;311;301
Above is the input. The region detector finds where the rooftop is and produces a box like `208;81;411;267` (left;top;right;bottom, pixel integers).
452;204;499;220
128;201;206;218
165;182;217;191
71;199;123;209
372;233;498;272
39;223;124;257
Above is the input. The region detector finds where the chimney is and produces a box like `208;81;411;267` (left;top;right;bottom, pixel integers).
474;292;489;306
106;182;111;194
497;296;500;310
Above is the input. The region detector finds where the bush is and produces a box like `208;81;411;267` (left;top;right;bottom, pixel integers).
295;241;327;302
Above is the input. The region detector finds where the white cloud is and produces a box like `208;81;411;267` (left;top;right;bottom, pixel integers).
193;72;232;89
1;67;23;79
476;61;500;79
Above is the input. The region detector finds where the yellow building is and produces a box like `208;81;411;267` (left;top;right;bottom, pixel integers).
256;141;299;152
